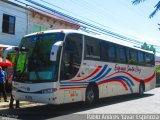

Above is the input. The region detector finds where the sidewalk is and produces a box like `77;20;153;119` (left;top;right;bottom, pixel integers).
0;100;33;109
0;93;34;109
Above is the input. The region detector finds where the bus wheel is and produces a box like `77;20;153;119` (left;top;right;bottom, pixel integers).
85;84;98;105
139;83;144;96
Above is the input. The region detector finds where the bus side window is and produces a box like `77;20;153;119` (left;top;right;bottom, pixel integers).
60;34;82;80
137;51;145;66
100;41;108;62
108;43;116;62
151;54;155;66
145;53;154;66
116;46;126;63
84;36;100;60
127;48;138;65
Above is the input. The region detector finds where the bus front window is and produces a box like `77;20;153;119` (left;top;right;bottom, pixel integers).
14;32;64;82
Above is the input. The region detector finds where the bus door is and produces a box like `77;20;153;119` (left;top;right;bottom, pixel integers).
60;34;83;103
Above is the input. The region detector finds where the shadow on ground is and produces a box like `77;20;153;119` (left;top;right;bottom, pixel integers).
0;93;154;120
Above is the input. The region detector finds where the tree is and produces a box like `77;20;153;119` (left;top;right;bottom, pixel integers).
141;42;149;50
141;42;156;54
132;0;160;18
150;45;156;54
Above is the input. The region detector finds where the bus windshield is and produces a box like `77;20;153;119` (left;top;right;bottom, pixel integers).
13;32;65;83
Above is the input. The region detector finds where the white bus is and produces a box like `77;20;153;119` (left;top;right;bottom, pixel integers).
12;29;156;105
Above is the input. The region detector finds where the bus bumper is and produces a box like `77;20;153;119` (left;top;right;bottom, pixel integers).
12;91;58;104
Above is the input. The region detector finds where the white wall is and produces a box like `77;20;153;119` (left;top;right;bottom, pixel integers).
0;1;28;46
0;1;79;46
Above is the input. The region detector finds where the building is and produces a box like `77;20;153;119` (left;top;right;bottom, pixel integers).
0;0;80;46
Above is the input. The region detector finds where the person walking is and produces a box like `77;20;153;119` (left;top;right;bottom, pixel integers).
0;66;8;102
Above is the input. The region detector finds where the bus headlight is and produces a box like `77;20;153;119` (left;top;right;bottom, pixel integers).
41;88;57;94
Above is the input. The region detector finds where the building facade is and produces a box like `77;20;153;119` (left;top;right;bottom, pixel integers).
0;0;80;46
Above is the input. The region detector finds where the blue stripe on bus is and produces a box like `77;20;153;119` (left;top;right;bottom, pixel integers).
105;76;133;93
89;65;108;81
110;76;134;86
60;82;88;86
92;68;112;82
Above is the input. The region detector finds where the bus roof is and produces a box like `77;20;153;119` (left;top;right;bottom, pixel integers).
24;29;154;54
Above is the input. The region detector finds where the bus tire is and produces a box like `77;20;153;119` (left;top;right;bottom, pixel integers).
139;82;145;96
85;84;99;105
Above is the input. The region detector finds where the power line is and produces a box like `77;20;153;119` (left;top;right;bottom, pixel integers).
74;0;145;39
24;0;160;49
38;0;116;31
36;0;159;44
23;0;140;40
10;0;160;53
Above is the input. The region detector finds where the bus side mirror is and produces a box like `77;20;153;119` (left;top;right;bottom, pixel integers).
50;41;63;61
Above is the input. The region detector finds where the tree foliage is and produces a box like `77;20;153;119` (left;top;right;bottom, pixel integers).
132;0;160;18
141;42;156;54
141;42;149;50
132;0;146;5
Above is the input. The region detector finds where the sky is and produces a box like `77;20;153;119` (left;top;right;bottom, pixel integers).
13;0;160;55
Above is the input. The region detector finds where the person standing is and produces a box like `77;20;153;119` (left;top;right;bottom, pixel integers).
9;69;20;109
0;66;8;102
9;92;19;109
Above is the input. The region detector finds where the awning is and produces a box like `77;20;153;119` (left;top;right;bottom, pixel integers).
0;57;13;67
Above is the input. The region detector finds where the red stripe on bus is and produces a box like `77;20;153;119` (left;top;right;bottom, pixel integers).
59;86;87;90
144;72;156;83
104;71;155;83
98;79;128;90
70;66;102;82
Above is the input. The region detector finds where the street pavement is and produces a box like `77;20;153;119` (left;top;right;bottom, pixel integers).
0;94;11;109
0;93;36;109
0;100;35;109
0;88;160;120
77;87;160;114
